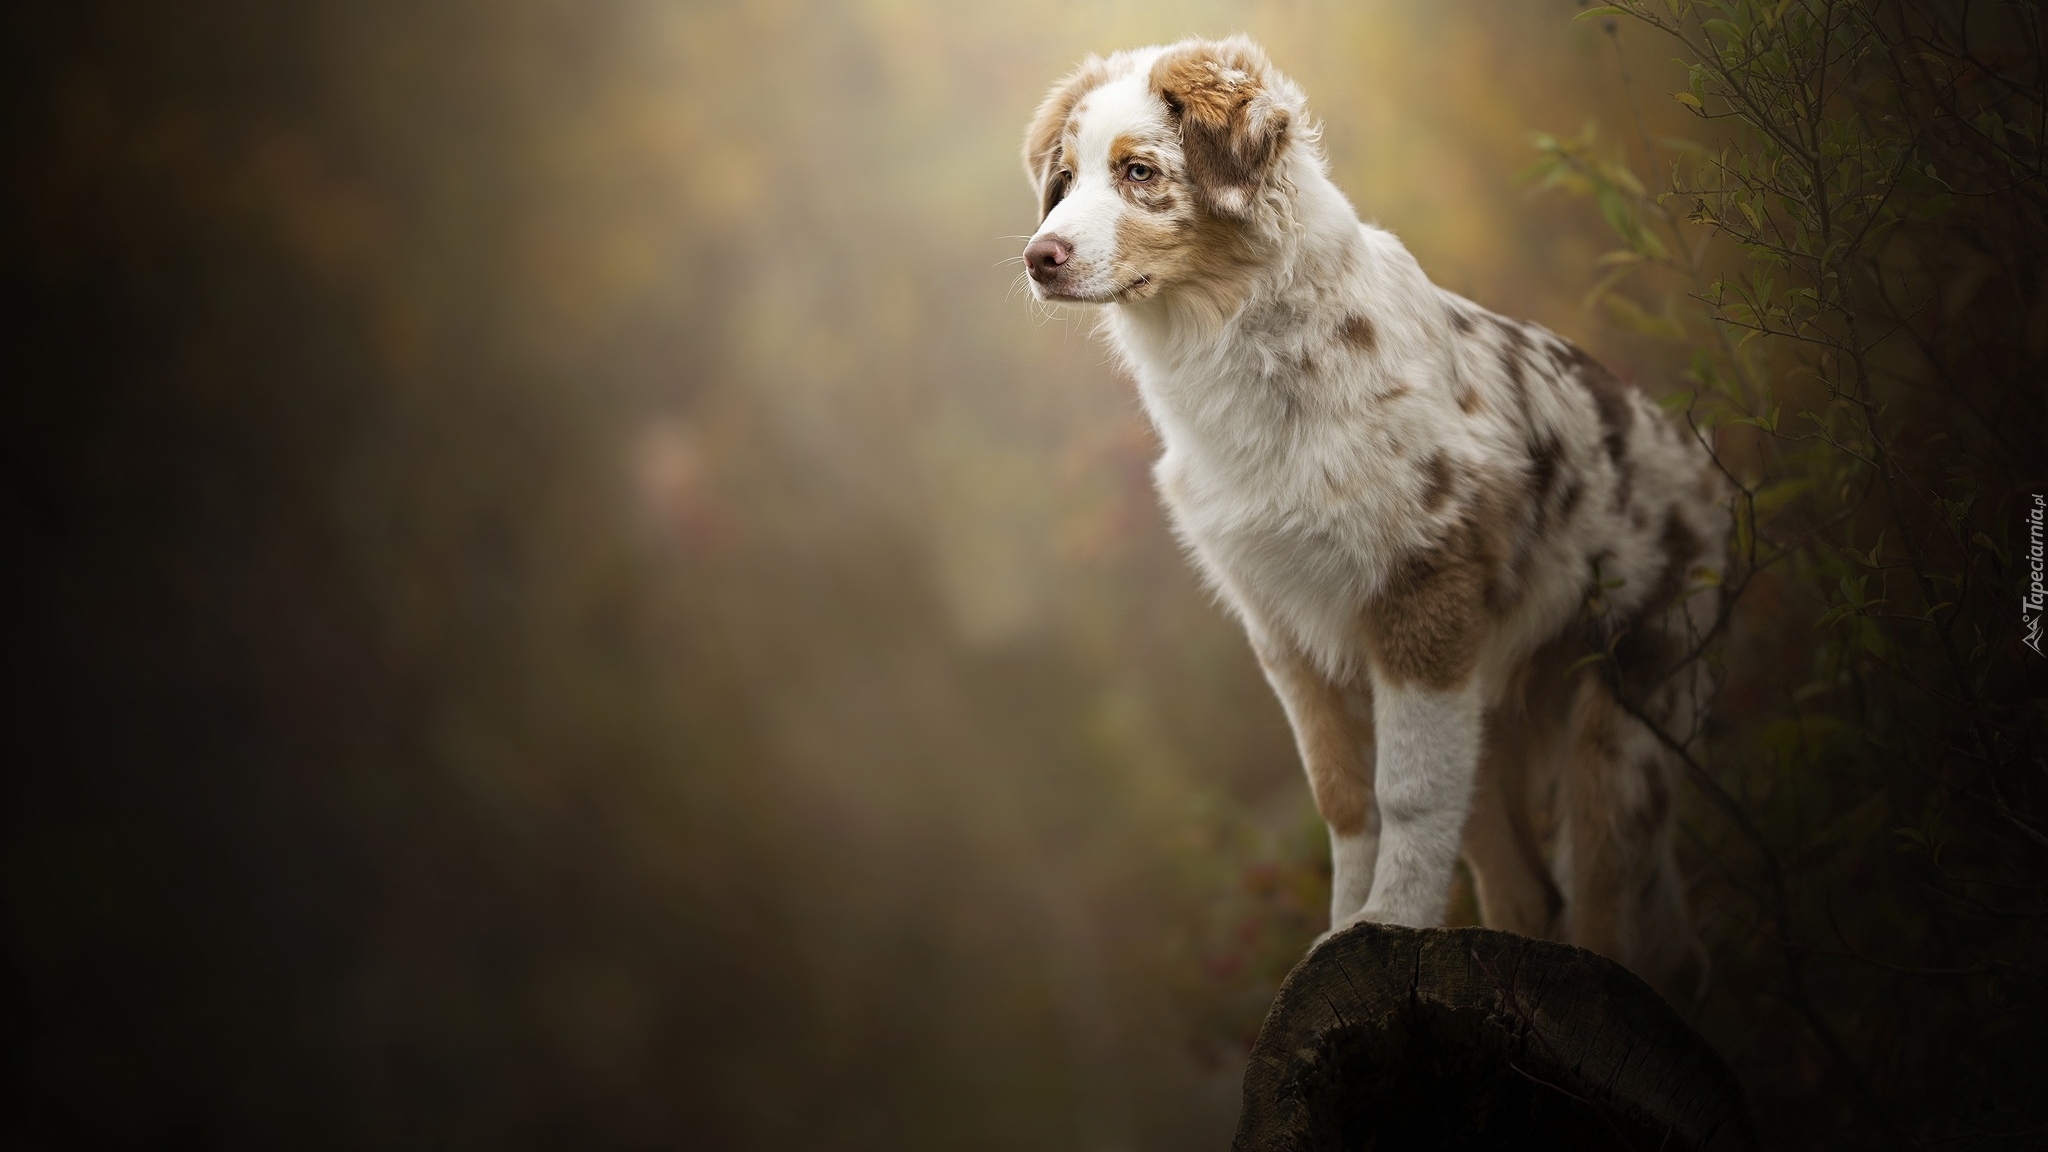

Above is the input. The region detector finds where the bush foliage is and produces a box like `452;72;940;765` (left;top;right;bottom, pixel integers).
1524;2;2047;1147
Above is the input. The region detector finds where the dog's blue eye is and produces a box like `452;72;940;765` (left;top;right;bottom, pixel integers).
1126;163;1153;182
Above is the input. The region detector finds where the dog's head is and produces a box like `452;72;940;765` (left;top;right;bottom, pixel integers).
1020;37;1306;305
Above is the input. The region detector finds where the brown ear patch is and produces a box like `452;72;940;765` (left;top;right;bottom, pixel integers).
1148;37;1292;218
1022;56;1114;217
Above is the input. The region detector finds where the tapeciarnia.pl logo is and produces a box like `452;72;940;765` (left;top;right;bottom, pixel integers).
2027;493;2045;657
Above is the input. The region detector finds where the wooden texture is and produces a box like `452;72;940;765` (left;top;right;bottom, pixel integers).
1233;923;1760;1151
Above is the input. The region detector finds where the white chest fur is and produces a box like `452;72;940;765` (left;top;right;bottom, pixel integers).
1106;227;1480;682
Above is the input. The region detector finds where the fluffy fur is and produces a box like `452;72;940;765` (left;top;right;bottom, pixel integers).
1020;37;1728;994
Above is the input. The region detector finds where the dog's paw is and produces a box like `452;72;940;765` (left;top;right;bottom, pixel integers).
1310;906;1390;952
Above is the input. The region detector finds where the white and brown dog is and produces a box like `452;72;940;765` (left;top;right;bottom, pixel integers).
1020;37;1726;992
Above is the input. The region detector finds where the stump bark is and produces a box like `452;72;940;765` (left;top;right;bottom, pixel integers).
1233;923;1760;1151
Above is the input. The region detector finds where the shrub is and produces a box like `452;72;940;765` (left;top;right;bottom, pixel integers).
1528;2;2048;1146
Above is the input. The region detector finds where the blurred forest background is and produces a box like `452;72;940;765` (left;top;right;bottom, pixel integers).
5;1;2042;1150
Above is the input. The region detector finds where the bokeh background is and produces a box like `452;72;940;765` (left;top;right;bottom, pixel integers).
7;2;1710;1148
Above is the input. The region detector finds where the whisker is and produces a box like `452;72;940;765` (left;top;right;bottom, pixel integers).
1006;271;1040;304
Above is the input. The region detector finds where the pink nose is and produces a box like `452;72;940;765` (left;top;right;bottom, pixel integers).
1024;236;1071;283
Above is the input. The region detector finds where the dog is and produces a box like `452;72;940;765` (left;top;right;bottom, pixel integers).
1018;37;1726;993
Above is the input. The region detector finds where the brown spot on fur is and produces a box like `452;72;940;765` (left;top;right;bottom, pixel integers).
1457;382;1483;413
1450;308;1475;334
1112;192;1265;319
1023;56;1114;216
1575;351;1635;464
1106;131;1172;207
1038;168;1072;220
1557;481;1583;520
1419;452;1456;512
1528;436;1563;507
1254;642;1375;835
1338;313;1377;352
1375;382;1411;403
1568;346;1638;510
1609;510;1703;682
1560;677;1678;969
1319;464;1346;498
1149;37;1290;218
1597;614;1668;682
1487;629;1698;989
1506;436;1567;582
1464;693;1566;935
1367;541;1485;687
1573;678;1625;761
1649;510;1703;611
1498;339;1539;433
1365;483;1514;686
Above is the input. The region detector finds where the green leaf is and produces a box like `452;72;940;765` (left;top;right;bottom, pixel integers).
1601;294;1687;340
1581;263;1640;312
1725;402;1780;432
1566;651;1611;673
1573;5;1629;20
1791;678;1833;703
1971;531;2006;565
1751;476;1809;514
1672;91;1703;110
1815;790;1891;850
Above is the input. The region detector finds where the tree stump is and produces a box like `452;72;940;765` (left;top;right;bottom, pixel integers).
1233;923;1760;1151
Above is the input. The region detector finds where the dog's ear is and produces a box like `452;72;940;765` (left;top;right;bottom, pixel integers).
1022;56;1111;221
1149;37;1292;219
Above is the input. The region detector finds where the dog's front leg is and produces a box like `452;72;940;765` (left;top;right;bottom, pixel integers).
1250;636;1378;928
1343;675;1483;929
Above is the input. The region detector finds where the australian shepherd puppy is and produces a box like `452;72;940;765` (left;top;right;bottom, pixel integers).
1020;37;1727;993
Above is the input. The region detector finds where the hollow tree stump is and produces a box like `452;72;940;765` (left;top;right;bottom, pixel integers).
1233;922;1760;1151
